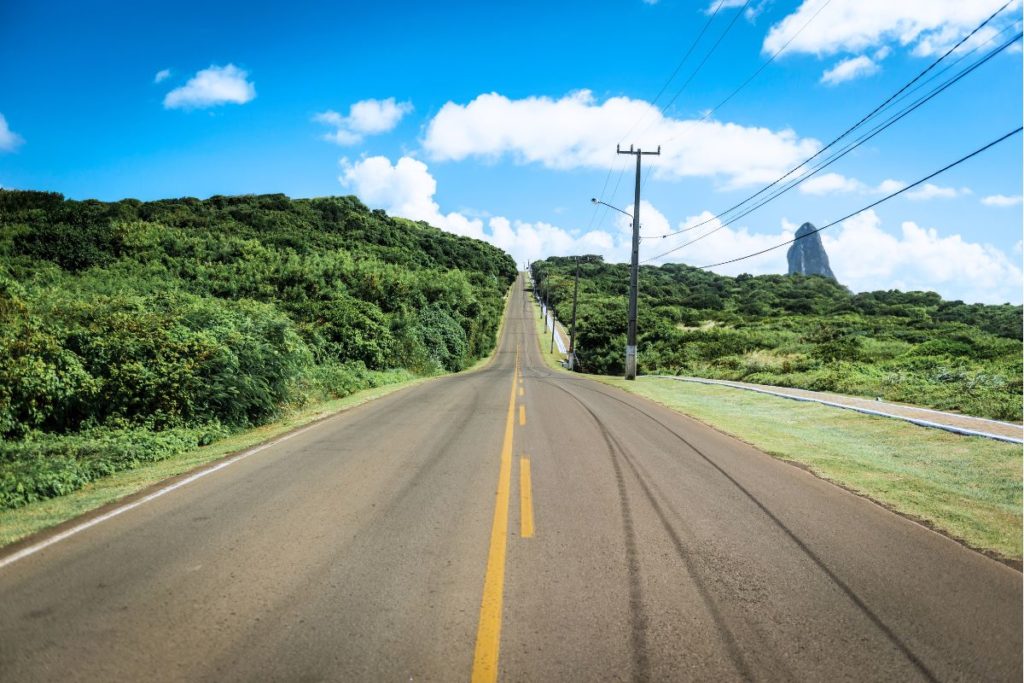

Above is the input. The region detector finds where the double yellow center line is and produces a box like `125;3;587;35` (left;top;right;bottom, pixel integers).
471;345;533;683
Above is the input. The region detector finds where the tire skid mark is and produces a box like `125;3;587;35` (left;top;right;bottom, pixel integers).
541;378;752;682
562;379;941;683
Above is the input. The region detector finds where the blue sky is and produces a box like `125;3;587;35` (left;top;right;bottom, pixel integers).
1;0;1021;303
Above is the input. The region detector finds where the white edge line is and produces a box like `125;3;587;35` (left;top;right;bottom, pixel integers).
647;376;1024;445
0;418;328;571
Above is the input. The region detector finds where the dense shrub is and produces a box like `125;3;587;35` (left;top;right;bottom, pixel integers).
0;189;516;509
532;256;1021;420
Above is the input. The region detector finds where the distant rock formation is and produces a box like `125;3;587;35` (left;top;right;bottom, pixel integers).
787;222;836;280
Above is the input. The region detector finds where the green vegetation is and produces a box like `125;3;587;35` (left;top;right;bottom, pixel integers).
0;190;516;511
599;377;1022;562
531;257;1022;420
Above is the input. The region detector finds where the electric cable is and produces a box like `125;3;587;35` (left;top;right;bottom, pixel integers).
644;0;1016;240
691;126;1022;269
639;30;1021;262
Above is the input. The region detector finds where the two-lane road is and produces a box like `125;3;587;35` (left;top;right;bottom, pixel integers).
1;274;1020;681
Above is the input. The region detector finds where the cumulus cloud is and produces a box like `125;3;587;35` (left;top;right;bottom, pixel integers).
422;90;820;188
315;98;413;145
338;155;1019;304
640;212;798;276
163;64;255;110
982;193;1023;206
904;182;970;200
0;114;23;152
823;210;1022;303
706;0;767;20
338;154;634;265
154;68;171;84
648;209;1021;303
798;172;866;195
764;0;1020;57
797;173;906;196
820;55;881;85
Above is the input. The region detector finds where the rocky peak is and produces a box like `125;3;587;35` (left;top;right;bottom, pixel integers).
787;222;836;280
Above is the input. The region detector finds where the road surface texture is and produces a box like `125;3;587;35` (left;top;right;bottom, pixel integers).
1;275;1020;681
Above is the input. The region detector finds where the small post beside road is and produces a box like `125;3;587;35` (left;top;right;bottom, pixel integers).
616;144;660;380
550;312;556;354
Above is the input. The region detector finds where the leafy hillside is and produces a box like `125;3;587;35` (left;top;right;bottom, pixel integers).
0;190;516;509
531;256;1022;421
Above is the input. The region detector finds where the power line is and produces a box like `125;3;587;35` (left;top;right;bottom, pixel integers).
691;126;1022;270
645;0;1016;241
664;0;834;143
632;0;834;209
639;30;1021;262
596;0;764;224
595;157;631;231
592;0;731;223
653;0;753;123
617;0;729;144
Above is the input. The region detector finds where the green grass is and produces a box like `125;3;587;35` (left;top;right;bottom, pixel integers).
0;375;432;548
529;299;1022;562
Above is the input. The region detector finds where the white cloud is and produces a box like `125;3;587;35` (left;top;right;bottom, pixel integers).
904;182;970;200
797;173;907;196
797;176;966;200
338;154;634;265
0;114;23;152
315;98;413;146
642;211;799;276
820;55;880;85
875;178;908;194
163;64;255;110
650;208;1021;303
982;193;1023;206
707;0;769;20
422;90;820;188
154;68;171;84
823;210;1022;304
764;0;1020;57
337;155;1020;304
799;172;866;195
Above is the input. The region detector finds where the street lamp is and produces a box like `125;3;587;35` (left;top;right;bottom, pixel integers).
591;198;632;219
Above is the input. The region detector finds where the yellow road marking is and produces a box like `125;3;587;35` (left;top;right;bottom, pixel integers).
518;405;526;426
520;456;534;539
471;345;519;683
518;386;524;397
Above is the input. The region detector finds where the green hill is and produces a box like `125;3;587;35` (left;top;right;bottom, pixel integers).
0;190;516;509
531;256;1022;421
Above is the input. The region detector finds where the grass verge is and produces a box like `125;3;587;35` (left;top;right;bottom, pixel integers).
0;375;433;549
531;300;1022;563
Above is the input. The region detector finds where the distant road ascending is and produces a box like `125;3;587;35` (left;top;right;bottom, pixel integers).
1;274;1020;681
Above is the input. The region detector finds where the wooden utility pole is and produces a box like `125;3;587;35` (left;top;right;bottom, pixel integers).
616;144;660;380
567;257;581;371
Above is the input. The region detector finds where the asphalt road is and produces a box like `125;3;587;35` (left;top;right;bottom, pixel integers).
1;274;1020;682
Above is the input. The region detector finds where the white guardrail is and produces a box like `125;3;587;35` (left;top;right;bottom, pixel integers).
532;279;567;355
